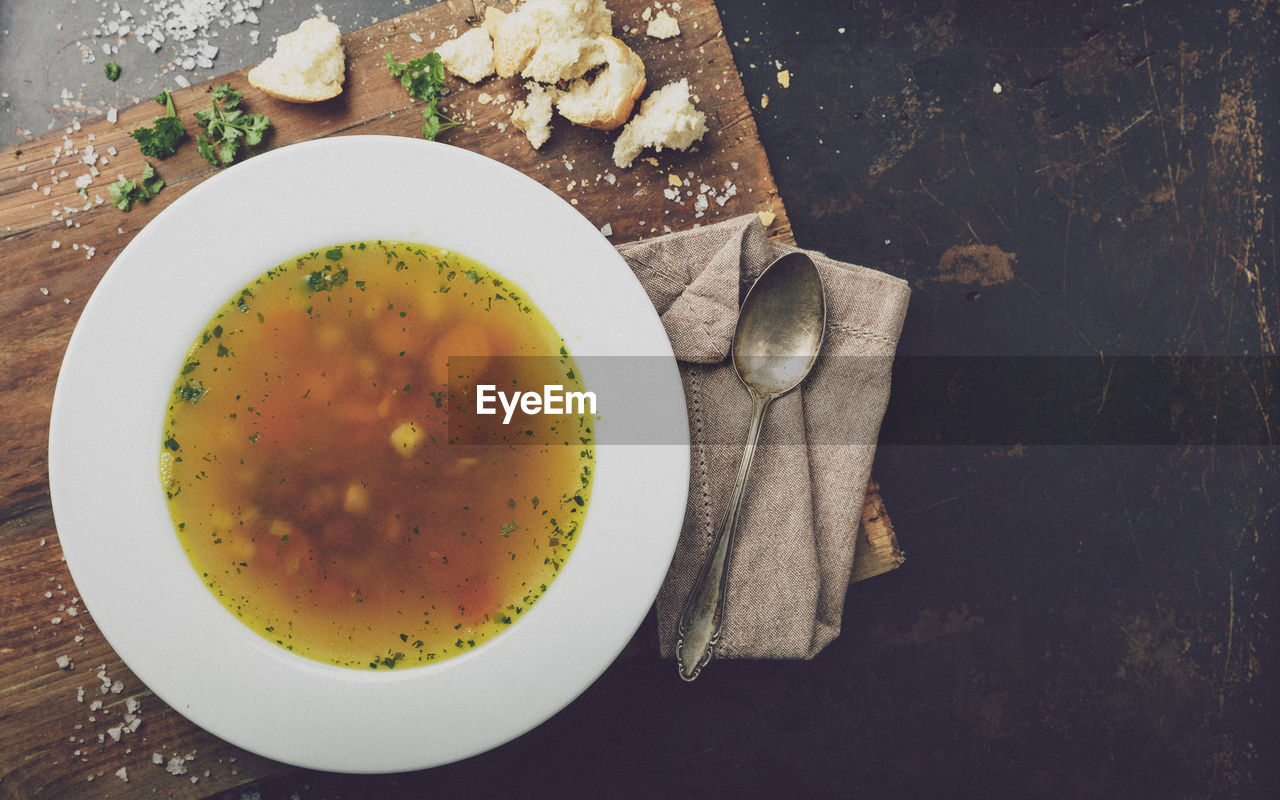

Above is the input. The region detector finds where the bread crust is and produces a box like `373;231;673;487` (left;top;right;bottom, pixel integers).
247;16;345;103
556;37;646;131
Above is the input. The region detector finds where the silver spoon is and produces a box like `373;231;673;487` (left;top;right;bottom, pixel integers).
675;251;826;681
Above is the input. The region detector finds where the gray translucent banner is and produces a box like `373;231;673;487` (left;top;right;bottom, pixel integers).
439;356;1276;446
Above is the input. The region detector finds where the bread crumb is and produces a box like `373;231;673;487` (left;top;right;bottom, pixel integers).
668;173;682;186
777;69;790;88
993;82;1003;94
758;210;776;227
647;10;680;39
761;93;769;108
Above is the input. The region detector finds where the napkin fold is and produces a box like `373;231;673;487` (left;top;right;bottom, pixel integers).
615;215;910;660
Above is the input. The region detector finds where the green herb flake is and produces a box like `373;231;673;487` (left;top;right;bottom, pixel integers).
178;380;208;403
500;522;517;537
104;61;121;81
305;265;349;292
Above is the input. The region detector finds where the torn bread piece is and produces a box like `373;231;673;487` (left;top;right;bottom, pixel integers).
491;0;614;83
248;16;345;103
555;37;645;130
612;78;707;168
647;9;680;39
512;83;564;150
436;26;496;84
482;7;507;39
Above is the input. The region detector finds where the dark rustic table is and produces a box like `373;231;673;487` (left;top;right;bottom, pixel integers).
2;0;1274;797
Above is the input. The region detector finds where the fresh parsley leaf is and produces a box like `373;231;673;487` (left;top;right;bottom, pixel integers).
383;51;462;141
194;83;270;167
128;88;187;159
104;61;121;81
138;161;165;196
108;162;165;211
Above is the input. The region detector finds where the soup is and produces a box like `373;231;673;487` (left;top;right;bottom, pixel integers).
160;241;593;669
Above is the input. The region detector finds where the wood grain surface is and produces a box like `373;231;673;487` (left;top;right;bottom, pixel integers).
0;2;899;797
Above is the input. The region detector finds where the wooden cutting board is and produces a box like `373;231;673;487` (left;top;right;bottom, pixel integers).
0;1;902;796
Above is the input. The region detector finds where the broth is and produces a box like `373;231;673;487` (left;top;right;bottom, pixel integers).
160;241;593;669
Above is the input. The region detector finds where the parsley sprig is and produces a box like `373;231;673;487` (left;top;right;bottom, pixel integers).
108;162;165;211
383;51;461;141
194;83;271;167
129;89;186;159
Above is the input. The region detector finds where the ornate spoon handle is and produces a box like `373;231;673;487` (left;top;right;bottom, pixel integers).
675;390;772;681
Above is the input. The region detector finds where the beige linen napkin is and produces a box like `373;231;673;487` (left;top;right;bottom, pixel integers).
615;215;910;660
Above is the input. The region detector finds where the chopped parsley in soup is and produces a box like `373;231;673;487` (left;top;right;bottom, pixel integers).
160;241;593;670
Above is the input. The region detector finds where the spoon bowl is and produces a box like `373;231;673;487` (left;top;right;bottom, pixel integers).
732;252;828;395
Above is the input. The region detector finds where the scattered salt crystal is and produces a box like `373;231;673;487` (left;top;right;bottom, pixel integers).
165;757;188;775
599;223;612;236
51;240;60;249
115;767;128;783
56;655;72;669
151;752;164;765
174;75;191;88
409;32;423;43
